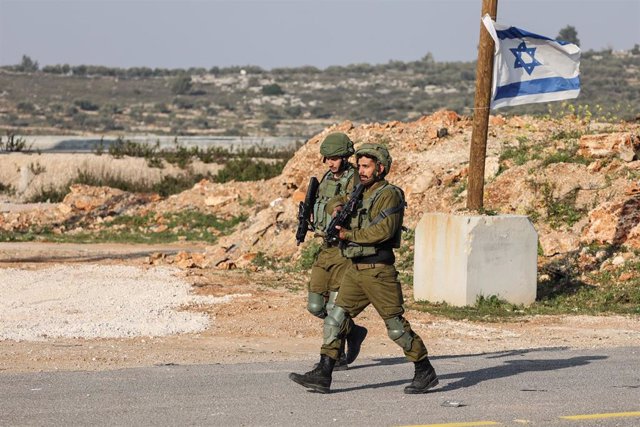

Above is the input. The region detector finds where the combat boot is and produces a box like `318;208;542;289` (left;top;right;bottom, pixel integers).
345;323;368;364
289;354;336;394
334;335;349;370
404;357;439;394
316;352;348;370
314;339;348;371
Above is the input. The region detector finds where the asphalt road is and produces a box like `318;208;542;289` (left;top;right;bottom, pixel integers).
1;346;638;426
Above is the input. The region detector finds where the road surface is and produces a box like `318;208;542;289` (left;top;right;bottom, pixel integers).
1;346;638;426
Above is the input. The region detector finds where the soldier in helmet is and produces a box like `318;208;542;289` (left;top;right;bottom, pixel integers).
305;132;368;370
290;143;438;394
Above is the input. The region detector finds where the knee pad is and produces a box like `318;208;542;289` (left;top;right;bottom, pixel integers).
323;306;347;345
326;291;338;314
307;292;327;319
385;316;413;352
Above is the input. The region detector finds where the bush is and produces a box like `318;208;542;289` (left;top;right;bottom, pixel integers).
16;102;36;113
214;158;286;183
0;134;30;152
261;83;285;96
298;241;322;270
171;75;193;95
16;55;39;72
74;99;100;111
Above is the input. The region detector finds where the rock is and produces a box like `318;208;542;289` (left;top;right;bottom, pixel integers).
292;190;305;203
57;203;72;214
582;195;640;249
539;229;581;256
204;195;237;207
578;133;640;161
611;255;625;266
407;171;437;194
619;272;634;281
489;115;507;126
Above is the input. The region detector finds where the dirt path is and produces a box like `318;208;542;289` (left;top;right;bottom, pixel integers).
1;243;639;374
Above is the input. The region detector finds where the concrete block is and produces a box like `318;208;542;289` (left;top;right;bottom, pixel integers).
413;213;538;306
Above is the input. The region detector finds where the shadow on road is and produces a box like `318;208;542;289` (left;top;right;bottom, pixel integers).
436;354;608;392
350;346;572;371
331;347;607;393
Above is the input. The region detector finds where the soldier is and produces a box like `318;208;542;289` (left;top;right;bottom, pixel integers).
306;132;368;370
290;143;438;394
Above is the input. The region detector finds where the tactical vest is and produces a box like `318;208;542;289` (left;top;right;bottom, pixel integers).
313;165;356;234
341;182;406;259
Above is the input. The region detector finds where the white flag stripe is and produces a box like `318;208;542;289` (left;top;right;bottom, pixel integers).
481;15;581;109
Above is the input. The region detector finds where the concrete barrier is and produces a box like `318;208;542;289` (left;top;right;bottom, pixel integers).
413;213;538;306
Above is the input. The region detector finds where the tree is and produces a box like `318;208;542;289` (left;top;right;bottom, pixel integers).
171;75;193;95
557;25;580;46
17;55;39;72
261;83;284;96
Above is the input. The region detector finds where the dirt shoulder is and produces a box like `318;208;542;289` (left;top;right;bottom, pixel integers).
1;243;639;374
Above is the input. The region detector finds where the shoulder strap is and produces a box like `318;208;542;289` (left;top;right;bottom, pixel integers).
319;169;332;183
369;185;406;226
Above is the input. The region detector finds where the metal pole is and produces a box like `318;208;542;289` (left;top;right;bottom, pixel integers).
467;0;498;211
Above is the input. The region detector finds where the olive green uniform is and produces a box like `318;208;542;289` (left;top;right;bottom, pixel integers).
321;179;429;362
306;166;357;318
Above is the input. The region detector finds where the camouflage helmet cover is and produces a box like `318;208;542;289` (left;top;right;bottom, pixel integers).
355;143;392;172
319;132;355;158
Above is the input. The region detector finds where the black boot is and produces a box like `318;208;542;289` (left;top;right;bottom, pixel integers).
345;323;368;365
404;357;439;394
334;339;349;371
289;355;336;394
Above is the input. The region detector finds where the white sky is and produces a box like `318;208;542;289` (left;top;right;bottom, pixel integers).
0;0;638;69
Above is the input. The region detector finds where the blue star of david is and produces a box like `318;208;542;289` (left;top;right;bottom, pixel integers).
509;41;542;75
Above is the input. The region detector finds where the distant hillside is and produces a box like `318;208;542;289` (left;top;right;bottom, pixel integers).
0;49;638;137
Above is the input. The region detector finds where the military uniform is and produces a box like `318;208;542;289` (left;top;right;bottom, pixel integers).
306;165;357;317
321;179;428;362
303;132;368;369
290;143;437;394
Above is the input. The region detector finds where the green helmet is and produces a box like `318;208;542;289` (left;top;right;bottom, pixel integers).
356;143;392;173
320;132;355;158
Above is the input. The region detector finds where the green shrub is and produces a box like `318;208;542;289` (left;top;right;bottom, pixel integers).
28;185;69;203
298;241;322;270
261;83;285;96
0;134;31;152
214;158;286;183
171;75;193;95
74;99;100;111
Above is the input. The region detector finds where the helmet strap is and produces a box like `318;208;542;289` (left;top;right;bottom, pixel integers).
372;161;381;181
338;157;349;173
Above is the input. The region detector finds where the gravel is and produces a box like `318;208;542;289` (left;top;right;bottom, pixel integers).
0;264;238;341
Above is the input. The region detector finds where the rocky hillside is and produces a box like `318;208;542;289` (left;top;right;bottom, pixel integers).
1;111;639;277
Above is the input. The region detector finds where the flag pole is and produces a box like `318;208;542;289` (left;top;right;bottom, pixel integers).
467;0;498;211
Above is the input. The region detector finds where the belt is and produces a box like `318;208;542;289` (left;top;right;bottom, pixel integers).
352;263;388;270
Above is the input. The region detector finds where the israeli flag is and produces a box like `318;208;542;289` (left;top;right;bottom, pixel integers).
482;15;581;109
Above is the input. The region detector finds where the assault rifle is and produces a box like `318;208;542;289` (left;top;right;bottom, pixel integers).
295;176;320;246
325;183;365;246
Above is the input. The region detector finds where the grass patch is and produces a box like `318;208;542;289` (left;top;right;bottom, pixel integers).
0;133;32;152
297;241;322;270
410;295;525;322
540;140;590;167
251;251;281;271
0;210;247;244
27;170;215;203
498;135;543;173
214;158;287;183
101;138;296;168
410;248;640;320
540;184;586;229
